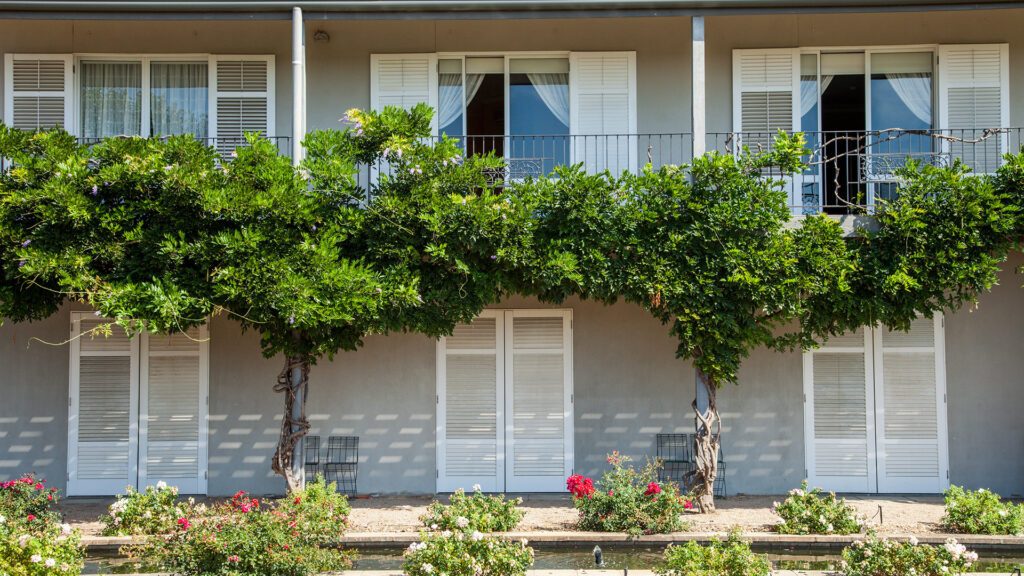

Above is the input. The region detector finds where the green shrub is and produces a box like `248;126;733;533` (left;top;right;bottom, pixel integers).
941;485;1024;535
275;476;351;543
0;475;61;525
568;452;692;537
655;532;771;576
126;488;352;576
840;534;978;576
421;486;523;532
772;481;862;535
0;514;83;576
100;482;196;536
402;529;534;576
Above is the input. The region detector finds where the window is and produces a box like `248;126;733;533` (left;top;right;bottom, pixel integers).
79;59;208;140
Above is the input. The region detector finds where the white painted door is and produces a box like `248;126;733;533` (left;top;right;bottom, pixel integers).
804;327;876;493
874;316;948;493
437;311;505;493
68;313;208;495
68;314;140;496
437;310;573;493
139;327;209;494
804;316;948;493
504;311;573;492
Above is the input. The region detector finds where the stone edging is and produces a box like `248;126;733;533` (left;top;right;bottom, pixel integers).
81;531;1024;552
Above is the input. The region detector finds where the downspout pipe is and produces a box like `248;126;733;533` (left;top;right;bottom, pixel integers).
292;5;304;165
290;5;306;490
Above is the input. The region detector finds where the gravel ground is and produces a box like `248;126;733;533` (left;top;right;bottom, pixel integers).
61;493;947;537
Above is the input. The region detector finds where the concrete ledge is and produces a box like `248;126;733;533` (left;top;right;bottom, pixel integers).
82;530;1024;552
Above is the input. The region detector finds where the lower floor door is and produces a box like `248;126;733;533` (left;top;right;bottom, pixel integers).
67;313;209;496
437;310;573;493
804;315;948;493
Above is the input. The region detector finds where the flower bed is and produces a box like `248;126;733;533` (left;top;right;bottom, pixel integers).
840;534;978;576
403;529;534;576
567;452;692;536
101;481;198;536
655;531;771;576
125;477;352;576
941;485;1024;535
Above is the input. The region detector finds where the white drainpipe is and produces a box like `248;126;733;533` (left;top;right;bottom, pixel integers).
691;15;706;158
292;5;305;165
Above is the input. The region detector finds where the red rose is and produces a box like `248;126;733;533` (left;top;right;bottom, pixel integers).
26;514;36;521
177;517;191;530
644;482;661;497
566;474;595;499
294;497;301;505
34;483;43;490
684;499;694;510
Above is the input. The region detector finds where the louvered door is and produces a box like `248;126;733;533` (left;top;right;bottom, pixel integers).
804;318;948;493
212;57;274;157
437;311;505;492
569;52;637;175
68;314;140;496
938;45;1009;174
504;311;573;492
874;316;948;493
732;49;801;209
437;310;573;493
139;327;208;494
3;55;72;132
369;54;438;186
804;328;876;493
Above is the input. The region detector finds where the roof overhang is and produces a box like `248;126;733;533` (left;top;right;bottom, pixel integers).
0;0;1021;19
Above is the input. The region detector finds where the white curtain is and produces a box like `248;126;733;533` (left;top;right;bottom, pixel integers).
465;73;486;107
81;62;142;139
151;62;209;138
885;73;932;126
438;73;463;133
800;75;835;122
526;73;570;128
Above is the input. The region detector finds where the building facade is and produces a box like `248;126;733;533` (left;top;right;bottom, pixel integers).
1;0;1023;498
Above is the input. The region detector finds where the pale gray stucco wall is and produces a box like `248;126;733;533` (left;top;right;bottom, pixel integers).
705;8;1024;132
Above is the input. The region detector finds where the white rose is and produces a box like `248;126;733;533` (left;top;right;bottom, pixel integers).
909;536;919;546
472;484;482;492
422;563;434;574
455;516;470;528
430;523;438;530
30;555;42;563
60;523;72;535
156;481;168;490
0;514;5;524
44;558;56;567
471;531;484;541
18;535;30;548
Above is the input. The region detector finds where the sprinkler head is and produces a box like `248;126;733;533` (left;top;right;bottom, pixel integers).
593;545;604;567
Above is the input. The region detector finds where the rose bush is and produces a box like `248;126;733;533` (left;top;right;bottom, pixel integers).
840;534;978;576
0;475;61;525
421;485;523;533
126;478;352;576
941;485;1024;535
772;481;862;535
568;452;692;536
402;529;533;576
101;481;199;536
655;531;771;576
0;475;84;576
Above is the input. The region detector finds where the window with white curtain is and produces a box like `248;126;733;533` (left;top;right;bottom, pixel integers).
80;59;209;139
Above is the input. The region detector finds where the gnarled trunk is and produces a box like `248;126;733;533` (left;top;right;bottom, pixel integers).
687;368;720;513
272;352;310;493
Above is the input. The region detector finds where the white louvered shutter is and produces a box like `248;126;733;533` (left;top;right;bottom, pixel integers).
804;328;876;493
733;49;801;210
212;57;274;158
370;54;438;129
505;311;572;492
437;313;504;492
570;52;637;175
874;316;948;493
138;326;208;493
938;45;1009;174
4;55;72;132
67;316;139;496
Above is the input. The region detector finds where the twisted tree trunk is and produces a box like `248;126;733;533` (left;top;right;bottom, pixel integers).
687;368;721;513
272;352;311;493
